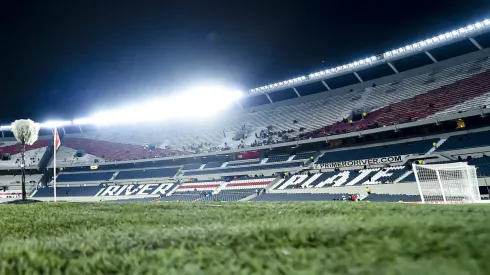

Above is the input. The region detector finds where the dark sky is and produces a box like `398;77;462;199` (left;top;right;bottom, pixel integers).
1;0;490;122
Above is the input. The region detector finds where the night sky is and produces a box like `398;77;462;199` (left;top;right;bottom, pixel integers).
1;0;489;123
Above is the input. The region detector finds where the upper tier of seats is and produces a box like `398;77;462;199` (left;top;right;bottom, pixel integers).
48;57;490;166
316;139;437;164
0;140;49;168
61;137;187;162
0;140;49;155
437;130;490;151
373;69;490;126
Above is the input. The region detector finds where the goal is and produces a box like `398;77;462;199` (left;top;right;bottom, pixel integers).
412;162;481;203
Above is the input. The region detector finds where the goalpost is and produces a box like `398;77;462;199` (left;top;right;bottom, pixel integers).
412;162;481;204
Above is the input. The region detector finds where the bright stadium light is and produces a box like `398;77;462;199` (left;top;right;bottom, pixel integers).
252;18;490;92
383;19;490;59
39;120;72;128
75;87;244;126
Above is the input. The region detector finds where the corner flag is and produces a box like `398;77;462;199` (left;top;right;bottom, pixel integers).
54;128;61;151
53;128;61;202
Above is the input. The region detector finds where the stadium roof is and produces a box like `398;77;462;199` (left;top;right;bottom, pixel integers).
247;19;490;97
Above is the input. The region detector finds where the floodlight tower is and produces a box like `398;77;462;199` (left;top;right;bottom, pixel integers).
11;119;40;201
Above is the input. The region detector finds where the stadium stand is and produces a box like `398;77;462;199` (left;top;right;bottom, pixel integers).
469;157;490;177
183;162;303;176
266;155;290;163
436;130;490;151
45;57;490;167
292;151;316;160
0;141;48;168
204;162;223;169
56;172;114;182
6;21;490;204
114;167;179;180
226;159;261;166
33;186;102;197
61;137;185;162
182;163;202;170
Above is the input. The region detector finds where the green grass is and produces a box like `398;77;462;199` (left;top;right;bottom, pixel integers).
0;202;489;274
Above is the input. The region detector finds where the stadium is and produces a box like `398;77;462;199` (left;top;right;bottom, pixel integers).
2;15;490;274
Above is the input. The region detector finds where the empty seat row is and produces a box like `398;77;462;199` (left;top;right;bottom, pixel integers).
437;131;490;151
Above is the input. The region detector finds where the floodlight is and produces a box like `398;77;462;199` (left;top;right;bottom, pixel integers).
80;87;244;126
73;118;94;125
348;63;354;68
475;22;483;29
451;30;458;37
467;24;475;31
405;45;412;51
370;56;377;62
0;125;12;130
484;19;490;26
40;120;72;128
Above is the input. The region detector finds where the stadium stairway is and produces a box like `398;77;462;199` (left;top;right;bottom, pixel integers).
425;139;448;155
239;193;258;201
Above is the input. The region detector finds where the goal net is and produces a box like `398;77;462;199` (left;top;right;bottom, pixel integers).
412;162;481;203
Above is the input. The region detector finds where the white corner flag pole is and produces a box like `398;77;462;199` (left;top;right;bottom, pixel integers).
53;128;57;202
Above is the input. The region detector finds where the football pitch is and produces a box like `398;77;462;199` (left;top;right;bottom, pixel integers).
0;202;489;275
